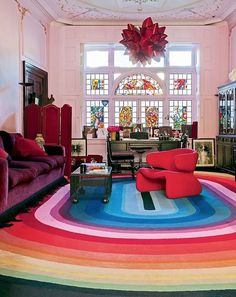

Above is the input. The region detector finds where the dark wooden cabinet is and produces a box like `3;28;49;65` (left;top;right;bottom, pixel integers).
216;81;236;175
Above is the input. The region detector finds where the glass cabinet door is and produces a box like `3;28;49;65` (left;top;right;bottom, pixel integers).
227;88;235;134
219;91;227;134
218;83;236;135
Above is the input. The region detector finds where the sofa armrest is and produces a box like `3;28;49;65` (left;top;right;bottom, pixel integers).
0;158;8;214
44;144;65;156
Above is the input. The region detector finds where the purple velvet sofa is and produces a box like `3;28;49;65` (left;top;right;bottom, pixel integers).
0;131;66;221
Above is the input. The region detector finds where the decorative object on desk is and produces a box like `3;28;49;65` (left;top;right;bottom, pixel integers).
97;127;107;139
120;17;168;66
181;124;192;138
107;125;121;141
159;126;172;137
180;132;188;148
150;127;159;138
122;126;133;138
35;133;45;150
193;138;215;167
82;125;97;139
133;124;142;132
71;138;87;157
172;129;180;138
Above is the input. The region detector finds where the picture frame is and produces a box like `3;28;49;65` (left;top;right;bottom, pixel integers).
181;124;193;138
150;127;159;138
122;127;133;138
159;126;173;136
133;124;142;132
192;138;215;167
71;138;87;157
82;126;97;139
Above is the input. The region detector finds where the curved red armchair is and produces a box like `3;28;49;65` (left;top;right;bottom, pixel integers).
136;148;202;199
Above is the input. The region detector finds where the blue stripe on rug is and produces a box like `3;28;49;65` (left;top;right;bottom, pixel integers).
64;179;234;230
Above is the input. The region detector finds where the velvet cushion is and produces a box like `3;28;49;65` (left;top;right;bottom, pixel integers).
10;160;51;176
0;148;8;159
8;167;36;188
24;155;65;168
13;136;47;157
0;147;12;164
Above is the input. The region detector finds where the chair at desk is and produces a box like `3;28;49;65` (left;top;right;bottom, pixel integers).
129;132;153;168
107;137;135;178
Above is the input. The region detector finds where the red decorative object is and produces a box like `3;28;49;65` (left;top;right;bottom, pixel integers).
107;126;121;133
120;17;168;66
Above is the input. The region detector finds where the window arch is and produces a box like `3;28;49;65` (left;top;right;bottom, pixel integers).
114;73;163;96
83;43;197;129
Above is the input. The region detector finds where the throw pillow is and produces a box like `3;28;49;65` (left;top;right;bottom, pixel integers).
0;147;9;159
13;136;47;157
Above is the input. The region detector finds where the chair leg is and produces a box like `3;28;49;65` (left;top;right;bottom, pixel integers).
130;160;135;179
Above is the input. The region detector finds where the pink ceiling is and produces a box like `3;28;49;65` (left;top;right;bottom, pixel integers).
36;0;236;25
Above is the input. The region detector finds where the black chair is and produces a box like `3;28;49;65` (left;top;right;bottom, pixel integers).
107;138;135;178
129;132;152;168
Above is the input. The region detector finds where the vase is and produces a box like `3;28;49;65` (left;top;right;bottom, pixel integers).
35;133;45;150
111;132;117;141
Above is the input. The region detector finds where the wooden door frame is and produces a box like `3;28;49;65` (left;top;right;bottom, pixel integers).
23;61;48;107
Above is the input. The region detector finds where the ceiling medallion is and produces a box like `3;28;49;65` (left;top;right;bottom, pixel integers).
122;0;160;12
123;0;159;4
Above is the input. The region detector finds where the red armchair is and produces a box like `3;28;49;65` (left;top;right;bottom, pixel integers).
136;148;202;199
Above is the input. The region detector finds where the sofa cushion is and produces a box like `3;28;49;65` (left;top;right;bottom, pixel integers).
13;136;47;157
0;147;12;164
25;155;66;168
8;167;36;188
10;160;51;175
0;148;9;159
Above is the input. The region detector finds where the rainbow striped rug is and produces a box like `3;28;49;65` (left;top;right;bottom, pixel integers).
0;172;236;296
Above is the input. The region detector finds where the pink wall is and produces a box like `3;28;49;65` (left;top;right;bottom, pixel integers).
230;25;236;71
49;22;229;139
0;0;20;132
0;0;50;133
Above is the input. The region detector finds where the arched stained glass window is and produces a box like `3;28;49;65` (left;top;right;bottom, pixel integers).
115;74;163;96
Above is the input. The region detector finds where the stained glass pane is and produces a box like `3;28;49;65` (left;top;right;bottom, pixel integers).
169;73;192;95
86;100;109;128
115;74;163;96
86;74;109;95
114;101;137;126
169;100;192;129
141;101;163;127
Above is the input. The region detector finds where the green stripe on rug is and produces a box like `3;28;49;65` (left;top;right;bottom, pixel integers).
0;276;236;297
141;192;155;210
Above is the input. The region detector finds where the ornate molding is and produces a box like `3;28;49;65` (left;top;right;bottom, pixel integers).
14;0;28;20
40;21;47;34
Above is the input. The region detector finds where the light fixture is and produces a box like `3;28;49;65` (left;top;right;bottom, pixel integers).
19;82;34;87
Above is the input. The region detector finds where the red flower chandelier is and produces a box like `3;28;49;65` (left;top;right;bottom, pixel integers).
120;17;168;66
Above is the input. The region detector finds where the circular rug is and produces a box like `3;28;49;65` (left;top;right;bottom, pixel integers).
0;172;235;292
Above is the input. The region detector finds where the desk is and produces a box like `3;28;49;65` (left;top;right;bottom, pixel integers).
110;138;181;164
110;138;181;152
